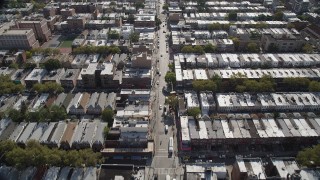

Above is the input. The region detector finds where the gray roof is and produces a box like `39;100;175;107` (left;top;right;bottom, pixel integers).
83;167;97;180
106;92;116;109
0;118;12;137
44;167;60;180
40;122;57;144
58;167;72;180
0;121;17;141
53;93;67;107
97;92;108;110
87;92;99;110
28;122;48;141
70;168;84;180
60;69;81;80
0;166;12;180
62;93;75;109
82;122;96;146
93;121;108;145
9;122;27;142
71;122;86;147
17;122;37;144
20;166;37;180
50;121;67;146
0;96;17;112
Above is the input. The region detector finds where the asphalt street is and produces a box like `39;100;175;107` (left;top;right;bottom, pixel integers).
148;0;184;179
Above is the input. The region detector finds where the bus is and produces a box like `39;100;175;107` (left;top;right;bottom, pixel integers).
168;137;173;156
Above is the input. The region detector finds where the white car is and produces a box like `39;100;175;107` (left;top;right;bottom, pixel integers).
159;105;162;110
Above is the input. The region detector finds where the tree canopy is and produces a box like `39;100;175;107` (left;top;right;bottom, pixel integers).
246;42;260;53
228;12;237;21
165;95;178;110
165;72;176;84
0;75;24;95
102;108;114;127
187;107;201;119
192;80;217;92
302;43;313;53
129;32;140;43
32;82;64;94
2;140;102;169
297;144;320;167
73;46;121;55
108;30;120;40
43;59;62;71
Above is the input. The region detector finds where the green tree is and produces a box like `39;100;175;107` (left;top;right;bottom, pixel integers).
283;77;310;91
267;43;279;52
108;30;120;40
0;75;24;95
109;1;116;6
168;63;174;72
134;2;144;10
7;109;24;122
247;42;259;53
165;95;178;110
297;144;320;167
102;109;114;127
48;105;67;121
273;11;284;21
162;4;169;10
204;44;216;53
165;72;176;84
129;32;140;43
9;63;19;69
24;62;37;69
32;82;64;94
255;22;268;28
309;81;320;92
228;11;237;21
181;46;194;53
187;107;201;119
25;51;32;59
193;45;205;54
192;80;217;92
103;126;109;138
208;23;222;32
230;37;240;51
127;14;135;24
302;43;313;53
44;59;62;71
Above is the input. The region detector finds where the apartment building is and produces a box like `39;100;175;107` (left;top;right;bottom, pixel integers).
60;69;81;89
15;19;52;42
0;29;39;50
261;30;304;52
131;52;152;69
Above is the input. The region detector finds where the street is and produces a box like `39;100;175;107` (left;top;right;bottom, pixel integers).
148;0;183;179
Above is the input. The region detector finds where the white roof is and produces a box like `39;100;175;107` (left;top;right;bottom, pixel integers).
180;116;190;142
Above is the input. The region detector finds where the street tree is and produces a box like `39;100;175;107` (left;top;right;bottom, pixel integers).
165;72;176;84
102;108;114;127
208;23;222;32
165;95;179;110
